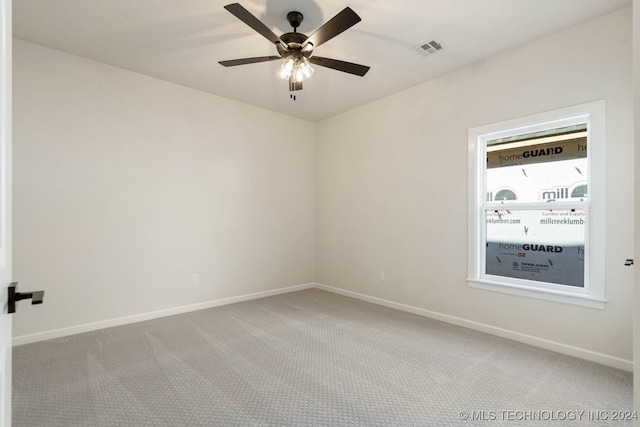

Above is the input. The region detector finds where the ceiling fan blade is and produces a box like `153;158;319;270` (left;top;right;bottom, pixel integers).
219;56;281;67
302;7;361;49
309;57;370;76
224;3;286;48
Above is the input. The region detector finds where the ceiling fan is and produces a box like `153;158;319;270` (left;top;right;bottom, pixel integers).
219;3;370;98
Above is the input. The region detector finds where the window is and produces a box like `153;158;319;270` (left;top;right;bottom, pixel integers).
468;101;606;309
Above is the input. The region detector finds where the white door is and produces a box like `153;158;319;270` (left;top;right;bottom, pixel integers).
0;0;11;425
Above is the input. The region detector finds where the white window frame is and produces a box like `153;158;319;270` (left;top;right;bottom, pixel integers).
467;100;606;309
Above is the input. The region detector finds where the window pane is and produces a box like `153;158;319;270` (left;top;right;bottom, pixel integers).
485;209;585;287
486;131;588;204
487;159;588;204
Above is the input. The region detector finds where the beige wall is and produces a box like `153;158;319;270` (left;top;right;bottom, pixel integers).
12;40;316;336
316;8;633;361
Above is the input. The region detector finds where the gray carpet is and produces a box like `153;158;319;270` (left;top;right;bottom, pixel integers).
13;289;633;426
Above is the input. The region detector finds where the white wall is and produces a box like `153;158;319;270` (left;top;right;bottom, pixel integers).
12;40;316;337
632;0;639;420
316;8;633;361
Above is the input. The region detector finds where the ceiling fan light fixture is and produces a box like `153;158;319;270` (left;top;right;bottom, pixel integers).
294;57;314;82
277;56;296;79
278;55;314;83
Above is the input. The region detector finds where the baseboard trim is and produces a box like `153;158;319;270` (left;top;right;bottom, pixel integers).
12;283;315;347
315;283;633;372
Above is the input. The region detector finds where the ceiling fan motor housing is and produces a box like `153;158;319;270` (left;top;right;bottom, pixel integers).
277;11;313;58
277;32;312;58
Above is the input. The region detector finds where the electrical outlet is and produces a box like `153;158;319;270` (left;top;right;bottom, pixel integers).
379;271;385;281
192;273;199;285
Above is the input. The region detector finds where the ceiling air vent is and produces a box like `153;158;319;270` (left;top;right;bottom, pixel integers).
411;40;443;57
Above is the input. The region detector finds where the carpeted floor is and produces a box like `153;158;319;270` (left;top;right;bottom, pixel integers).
12;289;633;426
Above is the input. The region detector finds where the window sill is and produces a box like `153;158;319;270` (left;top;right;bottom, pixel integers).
467;278;606;309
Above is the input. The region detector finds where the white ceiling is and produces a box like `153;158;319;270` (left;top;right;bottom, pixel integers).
13;0;631;122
